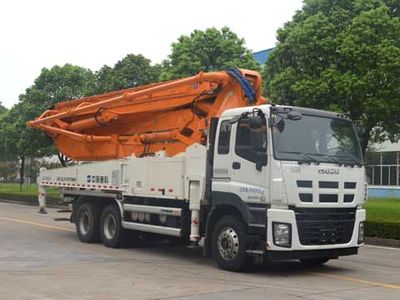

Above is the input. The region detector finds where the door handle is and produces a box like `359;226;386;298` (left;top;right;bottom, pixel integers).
232;162;241;169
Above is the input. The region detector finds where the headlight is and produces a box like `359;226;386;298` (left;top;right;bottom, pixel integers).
358;222;365;244
273;222;291;248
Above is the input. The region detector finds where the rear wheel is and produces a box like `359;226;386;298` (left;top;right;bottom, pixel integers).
211;215;249;272
75;202;101;243
100;205;128;248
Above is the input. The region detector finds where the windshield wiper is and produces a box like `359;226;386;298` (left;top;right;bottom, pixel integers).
309;153;361;167
324;155;343;166
309;153;343;166
279;151;320;165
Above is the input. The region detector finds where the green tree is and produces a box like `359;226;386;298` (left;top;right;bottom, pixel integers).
0;102;52;188
0;161;17;182
96;54;161;93
0;107;8;165
161;27;261;80
0;102;7;115
22;64;96;109
0;64;97;183
264;0;400;155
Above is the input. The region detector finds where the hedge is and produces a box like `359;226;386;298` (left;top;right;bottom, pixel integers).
365;220;400;240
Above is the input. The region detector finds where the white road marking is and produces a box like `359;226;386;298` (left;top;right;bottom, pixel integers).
0;216;74;232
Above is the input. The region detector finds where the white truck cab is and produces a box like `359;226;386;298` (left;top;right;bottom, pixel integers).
211;105;366;265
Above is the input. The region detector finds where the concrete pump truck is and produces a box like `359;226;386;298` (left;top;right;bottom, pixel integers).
28;68;366;271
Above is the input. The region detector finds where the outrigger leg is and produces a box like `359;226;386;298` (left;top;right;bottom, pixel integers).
38;184;47;214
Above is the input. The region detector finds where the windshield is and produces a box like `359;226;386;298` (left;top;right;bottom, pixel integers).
272;114;362;165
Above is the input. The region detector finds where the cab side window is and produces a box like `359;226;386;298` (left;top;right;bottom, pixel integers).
235;119;267;163
217;120;232;154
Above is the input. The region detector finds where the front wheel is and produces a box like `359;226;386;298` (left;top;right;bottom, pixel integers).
211;215;248;272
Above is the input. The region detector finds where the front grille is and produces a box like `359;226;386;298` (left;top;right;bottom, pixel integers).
296;179;358;204
295;208;356;245
297;180;312;188
319;181;338;188
344;194;354;202
319;194;338;203
345;182;356;189
299;193;313;202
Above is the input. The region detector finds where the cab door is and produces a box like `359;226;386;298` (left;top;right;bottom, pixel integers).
229;117;268;203
212;118;233;194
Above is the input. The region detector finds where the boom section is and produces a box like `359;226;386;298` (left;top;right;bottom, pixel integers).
28;69;265;160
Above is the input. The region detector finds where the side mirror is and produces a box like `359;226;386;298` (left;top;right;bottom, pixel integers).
287;110;302;120
276;118;285;132
272;110;302;129
249;125;268;171
255;152;268;171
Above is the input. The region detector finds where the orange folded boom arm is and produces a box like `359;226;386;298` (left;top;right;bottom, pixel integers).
28;68;266;161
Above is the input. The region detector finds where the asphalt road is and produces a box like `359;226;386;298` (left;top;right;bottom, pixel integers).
0;202;399;300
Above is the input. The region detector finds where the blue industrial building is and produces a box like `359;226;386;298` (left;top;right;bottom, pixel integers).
253;48;274;65
365;141;400;198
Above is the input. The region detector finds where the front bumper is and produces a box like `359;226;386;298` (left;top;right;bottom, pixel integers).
266;208;366;253
266;247;358;261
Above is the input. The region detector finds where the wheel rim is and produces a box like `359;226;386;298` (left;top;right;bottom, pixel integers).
103;213;117;240
217;227;239;261
79;211;90;235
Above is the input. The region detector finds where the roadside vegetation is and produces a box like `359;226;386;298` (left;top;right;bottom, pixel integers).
364;198;400;240
0;183;59;204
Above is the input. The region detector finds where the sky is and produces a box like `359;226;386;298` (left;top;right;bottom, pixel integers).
0;0;303;108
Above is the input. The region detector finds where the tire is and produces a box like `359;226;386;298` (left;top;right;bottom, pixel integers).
75;202;101;243
211;215;249;272
300;258;330;267
100;205;128;248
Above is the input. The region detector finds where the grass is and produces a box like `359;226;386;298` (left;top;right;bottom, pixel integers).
0;183;60;203
364;198;400;223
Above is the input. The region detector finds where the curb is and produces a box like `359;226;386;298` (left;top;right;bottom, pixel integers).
365;237;400;248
